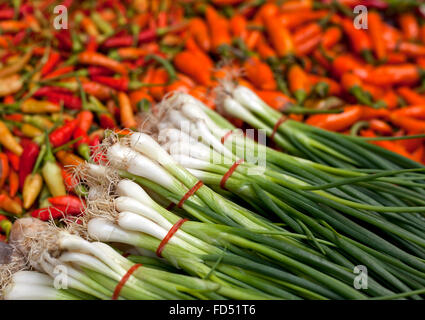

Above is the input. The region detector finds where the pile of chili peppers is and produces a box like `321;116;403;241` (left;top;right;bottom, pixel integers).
0;0;424;241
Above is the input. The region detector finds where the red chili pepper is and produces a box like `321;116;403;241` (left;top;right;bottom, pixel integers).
43;65;75;80
31;205;78;221
55;30;73;51
91;75;129;91
73;127;91;160
49;119;79;148
86;35;98;52
88;65;114;77
102;35;133;48
45;92;82;110
41;51;61;77
0;8;14;20
99;113;116;129
48;195;85;213
3;113;23;122
18;141;39;192
5;149;20;171
13;30;29;46
33;86;73;97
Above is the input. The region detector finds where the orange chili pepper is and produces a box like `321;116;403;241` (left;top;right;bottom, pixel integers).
55;150;85;167
306;106;363;132
8;169;19;198
0;153;9;189
265;17;294;57
399;13;419;41
321;26;342;49
205;6;231;52
390;114;425;133
78;51;128;75
397;87;425;105
243;57;277;91
288;64;311;103
174;50;211;86
118;91;137;129
230;14;248;40
189;17;211;52
254;90;294;110
368;11;387;61
392;105;425;120
368;119;393;135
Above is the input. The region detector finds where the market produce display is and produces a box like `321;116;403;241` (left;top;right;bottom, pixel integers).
1;0;425;300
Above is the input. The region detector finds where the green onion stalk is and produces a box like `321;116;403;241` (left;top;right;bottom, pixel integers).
2;218;225;300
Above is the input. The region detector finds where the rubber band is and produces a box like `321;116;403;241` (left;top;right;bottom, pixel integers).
156;218;188;257
221;130;233;144
177;181;203;208
220;159;244;190
270;115;287;142
112;264;142;300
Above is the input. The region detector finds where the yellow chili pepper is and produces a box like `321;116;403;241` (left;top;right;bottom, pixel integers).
0;120;23;156
0;74;23;97
23;173;43;209
21;98;61;113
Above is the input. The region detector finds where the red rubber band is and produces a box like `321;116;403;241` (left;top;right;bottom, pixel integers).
112;264;142;300
270;115;287;142
221;130;233;144
220;159;244;190
177;181;203;208
156;218;188;257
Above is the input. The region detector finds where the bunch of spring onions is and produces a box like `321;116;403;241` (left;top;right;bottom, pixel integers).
75;111;424;298
79;170;391;300
1;217;228;300
102;90;425;299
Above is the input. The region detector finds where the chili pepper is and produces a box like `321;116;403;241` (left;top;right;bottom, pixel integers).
306;105;363;131
206;5;231;52
0;153;9;189
288;64;311;104
0;215;12;237
90;75;130;91
363;64;422;86
0;74;23;97
99;113;116;129
30;206;68;221
41;51;61;77
72;128;90;161
380;90;399;110
22;172;43;209
189;17;210;52
48;195;85;214
76;110;93;133
174;50;212;86
368;11;387;61
397;87;425;105
45;92;82;110
341;18;374;63
4;149;19;172
148;69;169;101
309;75;342;96
42;135;66;197
8;169;18;198
19;98;61;113
55;150;84;167
368;119;393;135
243;57;277;91
398;42;425;58
82;81;115;100
0;192;22;215
0;120;23;156
145;54;177;83
49;119;78;148
399;13;419;41
265;17;294;57
321;26;342;49
78;51;128;75
185;37;214;68
254;90;294;110
118;91;137;129
18;140;39;191
43;65;75;80
295;32;322;56
341;73;375;106
293;22;322;45
392;105;425;119
389;114;425;133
